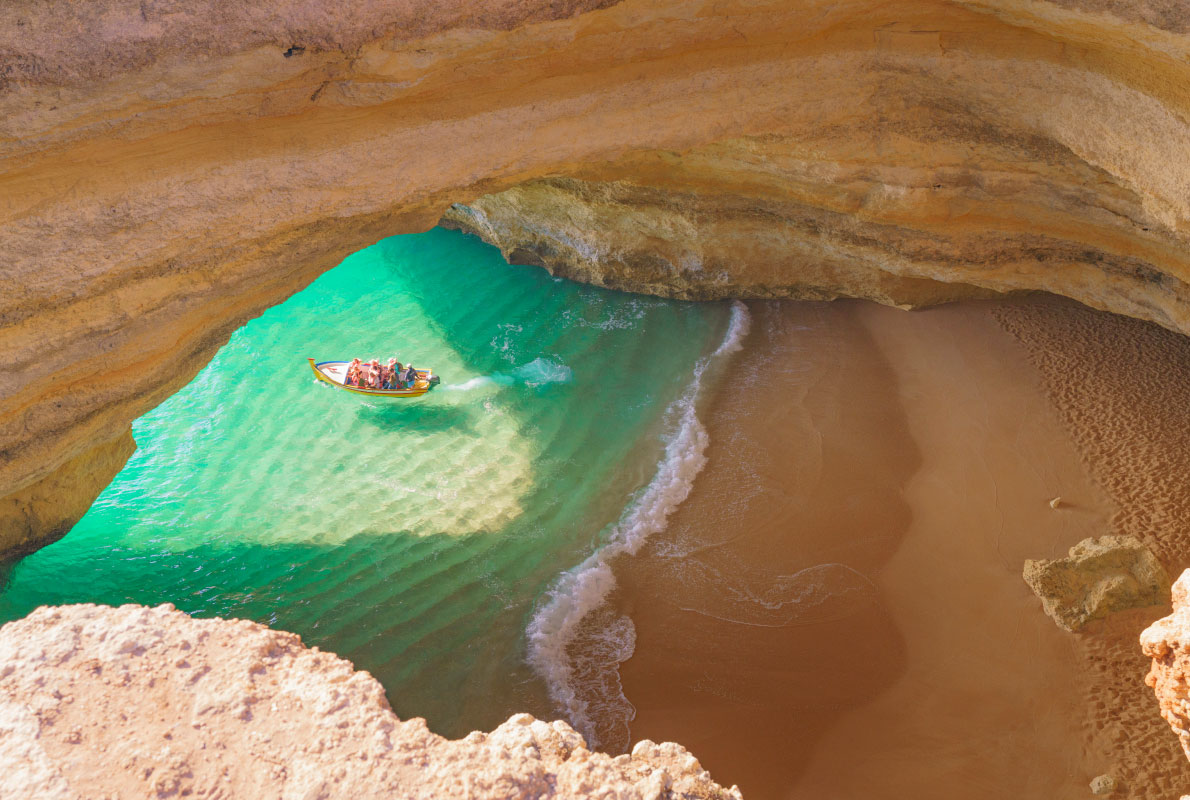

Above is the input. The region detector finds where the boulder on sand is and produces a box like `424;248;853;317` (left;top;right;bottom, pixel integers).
1023;535;1169;632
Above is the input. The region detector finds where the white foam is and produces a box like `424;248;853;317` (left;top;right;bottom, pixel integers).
525;301;750;747
443;358;573;392
671;561;878;628
442;376;500;392
512;357;574;386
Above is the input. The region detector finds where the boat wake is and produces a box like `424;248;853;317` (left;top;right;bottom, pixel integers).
443;358;574;392
525;301;750;750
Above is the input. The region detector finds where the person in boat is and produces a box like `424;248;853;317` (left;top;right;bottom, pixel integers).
345;358;362;387
368;359;384;389
401;363;418;388
383;358;399;390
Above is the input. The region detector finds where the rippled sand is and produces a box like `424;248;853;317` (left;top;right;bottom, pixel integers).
994;296;1190;798
571;297;1190;798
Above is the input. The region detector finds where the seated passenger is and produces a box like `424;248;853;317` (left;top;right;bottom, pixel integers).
345;358;362;386
384;358;399;389
369;359;384;389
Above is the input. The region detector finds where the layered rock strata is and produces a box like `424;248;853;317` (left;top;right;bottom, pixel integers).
0;603;738;800
5;0;1190;552
1142;570;1190;764
1024;535;1170;632
0;430;134;556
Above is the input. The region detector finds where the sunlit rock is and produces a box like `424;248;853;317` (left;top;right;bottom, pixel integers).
1141;571;1190;764
0;603;739;800
6;0;1190;556
1023;535;1169;632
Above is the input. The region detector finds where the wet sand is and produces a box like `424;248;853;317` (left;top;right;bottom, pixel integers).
792;300;1115;799
582;301;919;796
579;297;1190;798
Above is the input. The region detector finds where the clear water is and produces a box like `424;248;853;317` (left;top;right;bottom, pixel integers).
0;228;731;738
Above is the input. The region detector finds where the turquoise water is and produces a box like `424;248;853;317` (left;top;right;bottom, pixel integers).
0;228;732;738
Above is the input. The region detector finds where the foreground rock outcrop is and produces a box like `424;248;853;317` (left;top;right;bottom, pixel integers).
0;603;738;800
5;0;1190;553
1024;536;1170;632
1142;570;1190;764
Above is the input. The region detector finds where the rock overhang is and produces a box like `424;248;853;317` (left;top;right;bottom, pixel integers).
3;0;1190;555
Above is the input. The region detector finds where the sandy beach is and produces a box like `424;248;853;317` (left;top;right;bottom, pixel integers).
571;297;1190;798
994;296;1190;797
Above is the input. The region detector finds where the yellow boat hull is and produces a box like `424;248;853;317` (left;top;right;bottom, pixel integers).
308;358;436;398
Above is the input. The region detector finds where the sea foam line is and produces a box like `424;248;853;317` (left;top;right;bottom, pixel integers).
443;358;574;392
525;301;751;746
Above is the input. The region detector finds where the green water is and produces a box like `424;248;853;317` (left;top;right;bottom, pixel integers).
0;228;730;737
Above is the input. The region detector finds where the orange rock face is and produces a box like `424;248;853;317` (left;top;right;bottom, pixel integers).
1142;570;1190;763
3;0;1190;552
0;603;738;800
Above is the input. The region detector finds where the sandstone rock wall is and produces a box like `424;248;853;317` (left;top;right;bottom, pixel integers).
0;430;135;557
1142;570;1190;764
0;603;738;800
4;0;1190;554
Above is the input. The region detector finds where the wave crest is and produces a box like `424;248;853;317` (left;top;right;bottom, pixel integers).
525;301;750;748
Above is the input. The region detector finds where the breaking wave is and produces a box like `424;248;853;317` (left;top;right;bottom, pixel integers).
525;301;750;748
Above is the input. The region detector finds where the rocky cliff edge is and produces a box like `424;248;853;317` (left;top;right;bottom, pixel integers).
0;603;738;800
1142;570;1190;766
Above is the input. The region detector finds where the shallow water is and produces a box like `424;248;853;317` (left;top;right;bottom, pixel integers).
0;228;731;737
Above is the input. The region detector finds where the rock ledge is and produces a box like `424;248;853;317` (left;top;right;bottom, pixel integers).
0;603;738;800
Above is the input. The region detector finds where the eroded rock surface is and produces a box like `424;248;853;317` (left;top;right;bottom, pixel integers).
0;431;135;557
1024;535;1170;631
0;603;738;800
1142;570;1190;764
6;0;1190;553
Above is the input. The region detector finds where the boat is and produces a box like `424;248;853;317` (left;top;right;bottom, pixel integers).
307;358;439;398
